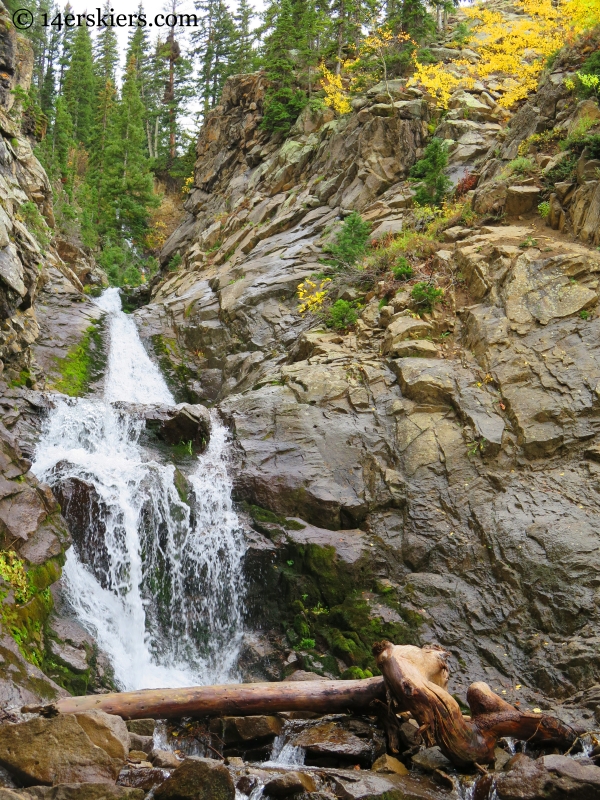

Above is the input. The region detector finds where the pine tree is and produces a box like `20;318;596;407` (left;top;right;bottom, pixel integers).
58;3;77;93
194;0;236;115
94;0;119;86
231;0;256;75
53;95;74;186
63;25;95;146
40;4;62;112
98;58;158;242
261;0;307;132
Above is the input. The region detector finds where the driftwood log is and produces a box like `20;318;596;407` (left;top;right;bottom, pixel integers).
47;677;386;719
373;640;577;767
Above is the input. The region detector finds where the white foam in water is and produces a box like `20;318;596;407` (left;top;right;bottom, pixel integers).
32;288;245;690
266;733;305;766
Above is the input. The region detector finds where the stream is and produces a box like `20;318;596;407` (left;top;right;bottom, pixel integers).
31;287;246;690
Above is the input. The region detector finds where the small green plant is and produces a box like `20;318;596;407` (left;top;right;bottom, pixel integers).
411;281;443;312
169;253;183;271
326;299;358;330
287;560;294;566
324;212;372;268
308;96;327;113
299;638;316;650
580;310;591;320
503;157;537;177
452;21;471;44
519;236;538;248
17;201;50;251
410;138;451;207
392;257;414;281
0;551;32;605
538;201;551;219
467;438;486;457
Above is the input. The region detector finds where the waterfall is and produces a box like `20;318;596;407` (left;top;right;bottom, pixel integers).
32;288;245;690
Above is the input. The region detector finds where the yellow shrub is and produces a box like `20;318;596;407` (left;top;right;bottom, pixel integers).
297;278;331;314
321;66;351;115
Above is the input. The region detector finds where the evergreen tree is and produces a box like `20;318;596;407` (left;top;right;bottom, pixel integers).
40;5;62;113
58;3;77;93
94;0;119;86
53;95;74;186
194;0;236;115
231;0;256;75
98;58;158;242
261;0;307;132
63;25;95;146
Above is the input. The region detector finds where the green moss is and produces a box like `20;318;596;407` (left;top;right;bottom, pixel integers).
245;503;306;532
9;369;33;388
51;319;106;397
150;334;194;402
248;523;423;677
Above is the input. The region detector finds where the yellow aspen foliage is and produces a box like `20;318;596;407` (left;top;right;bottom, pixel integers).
297;278;331;314
321;66;352;115
409;61;474;108
564;0;600;31
408;0;592;111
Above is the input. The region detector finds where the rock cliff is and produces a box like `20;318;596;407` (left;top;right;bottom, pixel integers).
138;3;600;719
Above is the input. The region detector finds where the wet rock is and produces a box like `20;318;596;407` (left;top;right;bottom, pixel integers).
264;772;317;796
144;403;211;448
128;734;153;754
292;720;384;767
222;716;283;744
495;752;600;799
411;747;452;773
151;750;182;769
127;752;150;763
284;671;329;682
0;713;125;785
25;788;144;800
371;754;409;775
154;757;235;800
126;720;156;737
118;765;169;791
327;769;446;800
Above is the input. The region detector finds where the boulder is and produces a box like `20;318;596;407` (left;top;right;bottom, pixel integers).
291;720;382;767
126;720;156;737
144;403;211;448
495;752;600;799
128;734;153;754
411;746;452;773
73;711;130;762
263;772;317;796
505;185;542;216
327;769;446;800
151;750;182;769
26;788;144;800
0;713;125;786
222;716;282;744
392;340;439;359
153;757;235;800
382;317;434;355
372;754;409;775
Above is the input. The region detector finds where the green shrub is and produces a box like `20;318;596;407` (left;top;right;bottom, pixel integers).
392;257;414;281
576;51;600;97
324;212;372;268
168;253;183;271
326;299;358;330
17;201;50;251
411;281;443;311
538;201;551;218
122;265;142;287
410;138;451;206
452;21;471;44
261;88;307;134
504;156;537;176
299;638;316;649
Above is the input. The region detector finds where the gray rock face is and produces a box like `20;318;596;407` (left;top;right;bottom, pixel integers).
130;54;600;706
495;753;600;799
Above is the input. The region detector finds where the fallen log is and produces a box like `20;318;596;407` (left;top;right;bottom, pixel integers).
373;640;577;768
45;677;386;720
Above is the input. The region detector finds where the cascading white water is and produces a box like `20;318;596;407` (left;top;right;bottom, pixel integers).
32;288;245;690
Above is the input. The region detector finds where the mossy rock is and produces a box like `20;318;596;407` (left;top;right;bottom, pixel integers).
50;318;107;397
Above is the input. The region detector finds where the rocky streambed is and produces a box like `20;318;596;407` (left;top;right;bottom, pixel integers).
0;704;599;800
